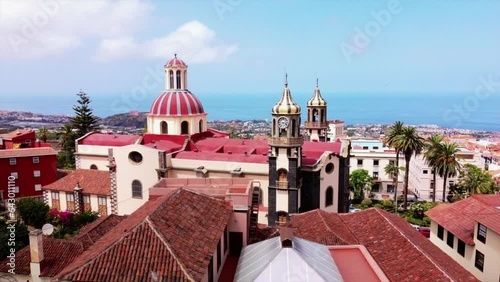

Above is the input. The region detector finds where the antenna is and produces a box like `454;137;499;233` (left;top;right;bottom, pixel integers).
42;223;54;235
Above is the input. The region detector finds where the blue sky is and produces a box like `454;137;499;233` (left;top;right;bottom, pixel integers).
0;0;499;96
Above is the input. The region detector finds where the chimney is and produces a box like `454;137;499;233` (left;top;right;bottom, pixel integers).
29;230;45;282
74;181;83;213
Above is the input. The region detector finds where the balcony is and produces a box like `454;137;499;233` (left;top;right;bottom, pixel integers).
275;181;288;189
304;122;329;129
268;137;303;147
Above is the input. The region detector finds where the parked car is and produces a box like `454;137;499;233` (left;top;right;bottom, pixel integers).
419;227;430;238
349;208;362;213
411;224;420;231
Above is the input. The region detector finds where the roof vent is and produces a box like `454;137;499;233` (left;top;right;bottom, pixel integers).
280;227;294;248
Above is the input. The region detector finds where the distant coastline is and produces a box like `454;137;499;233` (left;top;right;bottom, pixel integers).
2;91;499;132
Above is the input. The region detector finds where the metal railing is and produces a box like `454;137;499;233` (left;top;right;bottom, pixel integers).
304;122;329;128
268;137;303;147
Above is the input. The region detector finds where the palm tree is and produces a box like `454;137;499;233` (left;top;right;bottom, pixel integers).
383;121;405;207
458;164;495;195
37;127;50;143
393;126;424;210
424;134;443;202
433;142;461;202
57;124;75;154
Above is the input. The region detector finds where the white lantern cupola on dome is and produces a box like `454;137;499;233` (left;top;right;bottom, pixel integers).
165;54;188;90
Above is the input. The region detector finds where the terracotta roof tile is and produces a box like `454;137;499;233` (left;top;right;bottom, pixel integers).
56;188;232;281
426;195;500;244
43;169;111;196
0;215;125;278
290;208;478;282
0;147;57;158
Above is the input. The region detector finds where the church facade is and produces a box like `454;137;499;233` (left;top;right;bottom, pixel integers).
63;55;351;225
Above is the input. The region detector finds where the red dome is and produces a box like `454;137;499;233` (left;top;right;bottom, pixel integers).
149;91;204;116
166;56;186;67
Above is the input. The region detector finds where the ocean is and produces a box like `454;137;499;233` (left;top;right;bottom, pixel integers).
2;92;499;132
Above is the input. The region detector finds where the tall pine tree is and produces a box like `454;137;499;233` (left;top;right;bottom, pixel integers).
70;90;100;138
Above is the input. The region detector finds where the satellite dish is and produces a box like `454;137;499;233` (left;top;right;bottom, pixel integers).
42;223;54;235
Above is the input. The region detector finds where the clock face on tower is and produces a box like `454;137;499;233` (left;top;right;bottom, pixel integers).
277;117;289;129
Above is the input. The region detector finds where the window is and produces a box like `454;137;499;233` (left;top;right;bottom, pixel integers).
389;160;395;164
10;172;18;179
169;70;174;89
217;240;221;271
373;146;379;150
457;239;465;257
34;170;41;178
176;70;181;89
181;121;189;135
199;120;203;133
373;160;379;166
128;151;143;164
438;225;444;240
387;185;394;193
83;195;91;211
34;184;42;191
447;231;454;248
477;223;487;244
325;186;333;207
372;183;380;192
223;226;228;254
373;171;379;179
423;170;428;174
33;157;40;164
277;211;288;225
474;250;485;272
9;158;16;165
66;193;75;211
325;163;334;174
357;159;363;165
161;121;168;134
362;146;369;150
90;164;98;170
132;180;142;198
51;191;60;210
98;197;107;216
277;169;288;188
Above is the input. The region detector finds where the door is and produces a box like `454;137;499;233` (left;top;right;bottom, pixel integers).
229;232;243;257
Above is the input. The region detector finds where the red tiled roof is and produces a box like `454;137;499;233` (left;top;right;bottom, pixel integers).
290;209;358;245
0;215;125;278
302;141;342;166
56;188;232;281
0;129;34;140
290;208;478;282
43;169;111;196
0;147;57;158
77;132;141;146
426;195;500;244
149;91;205;116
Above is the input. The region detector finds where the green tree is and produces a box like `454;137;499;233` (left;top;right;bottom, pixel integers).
0;218;29;260
432;142;462;202
16;198;49;228
424;134;444;202
384;162;405;205
37;127;50;143
349;169;375;203
57;124;76;169
393;126;424;210
458;164;499;195
383;121;405;207
70;90;100;139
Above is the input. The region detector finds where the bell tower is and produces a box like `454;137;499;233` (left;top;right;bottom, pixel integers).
268;74;303;226
305;79;328;142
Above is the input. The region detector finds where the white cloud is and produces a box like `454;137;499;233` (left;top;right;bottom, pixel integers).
0;0;237;63
94;21;239;63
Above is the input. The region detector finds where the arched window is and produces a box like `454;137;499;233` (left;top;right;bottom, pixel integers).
320;109;324;122
132;180;142;198
176;70;181;89
292;119;296;137
161;121;168;134
272;119;276;136
169;70;174;89
199;120;203;133
312;109;318;122
181;121;189;135
277;169;288;188
90;164;98;170
325;186;333;207
277;211;288;225
184;70;187;89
